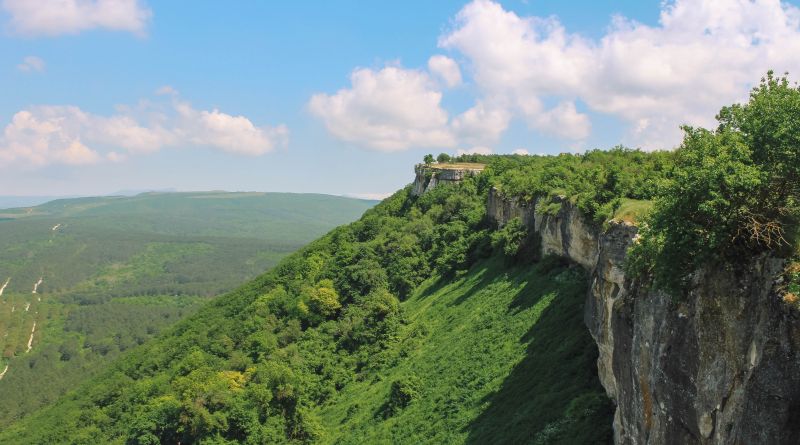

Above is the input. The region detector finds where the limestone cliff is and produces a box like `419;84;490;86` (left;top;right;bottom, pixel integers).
487;189;600;268
411;164;485;196
485;187;800;445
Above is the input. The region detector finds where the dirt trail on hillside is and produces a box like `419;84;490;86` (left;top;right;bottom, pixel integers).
24;303;30;312
51;223;61;231
26;321;36;353
0;278;9;297
0;365;8;380
32;278;42;294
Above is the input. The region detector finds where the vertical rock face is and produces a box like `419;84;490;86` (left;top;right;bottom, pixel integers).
487;188;599;268
411;165;430;196
486;187;800;445
587;251;800;445
411;164;485;196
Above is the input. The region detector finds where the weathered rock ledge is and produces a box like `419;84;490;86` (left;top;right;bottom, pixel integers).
486;187;800;445
411;163;485;196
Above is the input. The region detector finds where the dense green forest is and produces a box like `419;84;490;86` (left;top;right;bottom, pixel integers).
0;172;615;444
2;73;798;444
0;192;373;426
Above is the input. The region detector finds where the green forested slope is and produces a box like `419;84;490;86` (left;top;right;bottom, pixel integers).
318;255;611;445
0;174;614;444
0;192;373;427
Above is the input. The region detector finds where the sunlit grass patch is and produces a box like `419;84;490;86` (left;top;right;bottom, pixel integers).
613;199;654;224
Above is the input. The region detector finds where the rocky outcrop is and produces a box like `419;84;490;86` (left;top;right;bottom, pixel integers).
586;250;800;445
411;164;485;196
486;187;800;445
487;188;599;268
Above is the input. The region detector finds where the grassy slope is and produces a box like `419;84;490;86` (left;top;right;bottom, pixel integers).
613;199;653;224
319;256;612;444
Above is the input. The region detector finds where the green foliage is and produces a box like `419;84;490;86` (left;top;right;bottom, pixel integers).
0;180;611;445
383;374;422;417
423;154;434;165
784;261;800;308
482;147;674;225
492;218;527;257
491;217;540;263
0;192;372;428
613;199;654;224
436;153;451;163
629;72;800;294
320;256;611;444
308;281;341;317
789;263;800;295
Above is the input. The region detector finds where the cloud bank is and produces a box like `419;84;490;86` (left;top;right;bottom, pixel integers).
0;93;288;167
308;66;456;151
311;0;800;152
2;0;152;36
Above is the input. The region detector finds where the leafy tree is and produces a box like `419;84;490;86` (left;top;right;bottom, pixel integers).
629;72;800;294
423;154;434;165
436;153;451;163
717;71;800;252
491;218;540;263
307;280;341;319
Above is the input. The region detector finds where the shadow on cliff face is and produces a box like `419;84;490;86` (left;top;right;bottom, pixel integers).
464;259;614;445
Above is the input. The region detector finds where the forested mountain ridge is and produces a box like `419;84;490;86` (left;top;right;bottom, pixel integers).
2;74;799;444
1;166;619;444
0;192;374;429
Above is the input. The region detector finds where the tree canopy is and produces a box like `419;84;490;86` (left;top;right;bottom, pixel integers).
629;72;800;293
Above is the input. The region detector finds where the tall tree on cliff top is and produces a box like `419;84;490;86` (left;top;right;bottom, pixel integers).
629;71;800;294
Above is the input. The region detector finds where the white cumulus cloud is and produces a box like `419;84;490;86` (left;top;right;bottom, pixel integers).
427;55;462;88
0;95;288;168
529;101;591;141
174;102;288;156
2;0;152;36
451;101;511;145
308;66;456;151
440;0;800;149
17;55;45;72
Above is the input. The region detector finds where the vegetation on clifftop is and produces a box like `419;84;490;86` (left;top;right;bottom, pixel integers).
629;72;800;294
451;147;674;225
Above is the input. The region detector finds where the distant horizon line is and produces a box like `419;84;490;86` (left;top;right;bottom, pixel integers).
0;190;390;210
0;189;392;199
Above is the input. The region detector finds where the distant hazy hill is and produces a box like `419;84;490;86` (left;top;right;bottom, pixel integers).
0;196;79;209
0;191;373;426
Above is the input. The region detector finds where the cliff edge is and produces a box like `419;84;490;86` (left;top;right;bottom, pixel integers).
411;163;485;196
486;187;800;444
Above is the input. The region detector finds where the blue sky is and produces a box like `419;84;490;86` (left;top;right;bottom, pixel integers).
1;0;799;198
